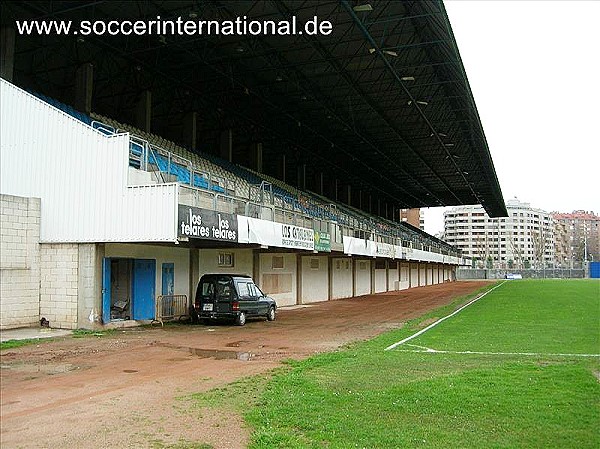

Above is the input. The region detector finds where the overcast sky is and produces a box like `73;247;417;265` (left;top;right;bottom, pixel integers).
424;0;600;235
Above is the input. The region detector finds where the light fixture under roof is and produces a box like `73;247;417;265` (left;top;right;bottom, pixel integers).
275;74;283;81
353;4;373;12
368;48;376;54
383;50;398;57
444;143;455;147
416;100;428;106
401;76;415;81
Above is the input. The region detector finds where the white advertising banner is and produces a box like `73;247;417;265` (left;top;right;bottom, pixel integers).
375;242;396;259
237;216;314;250
343;236;377;257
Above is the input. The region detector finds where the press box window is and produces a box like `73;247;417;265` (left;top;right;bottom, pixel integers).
218;252;234;267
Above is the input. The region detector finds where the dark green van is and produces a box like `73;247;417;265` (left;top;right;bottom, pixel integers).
191;274;277;326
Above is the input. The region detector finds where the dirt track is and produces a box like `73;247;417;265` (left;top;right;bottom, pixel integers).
1;281;491;448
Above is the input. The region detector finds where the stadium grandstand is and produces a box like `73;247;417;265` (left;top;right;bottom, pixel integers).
0;1;506;330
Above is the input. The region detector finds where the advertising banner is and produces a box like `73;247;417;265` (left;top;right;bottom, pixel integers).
178;205;238;242
314;231;331;252
343;236;377;257
237;216;315;251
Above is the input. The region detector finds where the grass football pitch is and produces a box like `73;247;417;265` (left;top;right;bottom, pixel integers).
241;280;600;448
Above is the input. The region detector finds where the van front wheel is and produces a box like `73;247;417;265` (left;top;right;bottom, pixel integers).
235;312;246;326
267;306;276;321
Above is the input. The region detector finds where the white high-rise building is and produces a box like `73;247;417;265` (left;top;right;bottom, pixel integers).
443;198;555;269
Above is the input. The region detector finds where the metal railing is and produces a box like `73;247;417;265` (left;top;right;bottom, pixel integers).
91;118;462;259
152;294;189;326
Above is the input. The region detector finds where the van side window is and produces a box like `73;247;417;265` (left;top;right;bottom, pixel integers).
237;281;249;297
247;283;257;298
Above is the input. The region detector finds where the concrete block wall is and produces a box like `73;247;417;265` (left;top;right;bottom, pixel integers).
0;195;41;329
40;244;79;329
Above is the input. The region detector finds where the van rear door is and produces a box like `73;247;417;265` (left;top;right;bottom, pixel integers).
215;276;234;313
196;278;215;313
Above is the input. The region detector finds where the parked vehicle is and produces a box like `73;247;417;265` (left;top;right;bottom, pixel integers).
190;274;277;326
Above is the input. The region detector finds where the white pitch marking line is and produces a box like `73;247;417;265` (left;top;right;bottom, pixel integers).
390;349;600;358
384;281;508;352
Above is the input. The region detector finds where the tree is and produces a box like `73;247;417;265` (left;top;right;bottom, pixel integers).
523;259;531;269
508;231;525;269
531;229;548;269
486;255;494;269
507;259;514;269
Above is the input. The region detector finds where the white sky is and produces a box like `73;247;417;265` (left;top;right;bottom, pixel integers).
424;0;600;236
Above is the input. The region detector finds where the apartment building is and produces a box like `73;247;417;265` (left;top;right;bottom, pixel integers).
444;198;555;269
552;211;600;265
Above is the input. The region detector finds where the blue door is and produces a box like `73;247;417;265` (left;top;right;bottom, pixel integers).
132;259;156;320
102;258;112;324
162;263;174;295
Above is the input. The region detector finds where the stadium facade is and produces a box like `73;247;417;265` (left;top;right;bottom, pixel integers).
0;1;506;330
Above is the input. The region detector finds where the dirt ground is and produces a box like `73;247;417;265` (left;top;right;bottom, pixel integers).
1;281;491;449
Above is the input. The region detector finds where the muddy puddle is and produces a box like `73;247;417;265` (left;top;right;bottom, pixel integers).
152;342;253;361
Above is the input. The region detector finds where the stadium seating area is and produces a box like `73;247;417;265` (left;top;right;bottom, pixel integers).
31;91;459;257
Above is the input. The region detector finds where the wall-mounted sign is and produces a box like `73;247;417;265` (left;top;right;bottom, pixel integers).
237;216;315;250
178;205;237;242
314;231;331;252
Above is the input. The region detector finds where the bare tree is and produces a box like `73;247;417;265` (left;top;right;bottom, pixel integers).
531;229;548;269
508;231;525;269
473;233;489;269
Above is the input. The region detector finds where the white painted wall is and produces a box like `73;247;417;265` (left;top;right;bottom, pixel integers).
105;243;191;299
198;248;254;279
399;263;410;290
419;264;426;286
300;256;328;304
434;265;440;284
410;263;419;288
354;259;372;296
0;80;177;243
331;257;353;299
374;266;387;293
387;261;399;291
426;264;433;285
259;253;297;307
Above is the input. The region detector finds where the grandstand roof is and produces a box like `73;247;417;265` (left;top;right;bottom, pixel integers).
1;0;507;218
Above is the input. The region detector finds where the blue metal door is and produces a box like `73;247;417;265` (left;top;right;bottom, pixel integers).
162;263;174;295
132;259;156;320
102;258;111;324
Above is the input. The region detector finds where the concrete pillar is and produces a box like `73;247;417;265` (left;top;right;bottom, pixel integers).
183;111;197;150
368;195;372;214
75;62;94;114
327;256;333;300
250;142;263;173
296;254;303;305
377;199;381;216
135;90;152;132
220;129;233;162
77;244;105;329
370;259;375;294
0;27;15;82
189;248;199;302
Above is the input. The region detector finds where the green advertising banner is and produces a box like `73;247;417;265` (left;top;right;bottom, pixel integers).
314;231;331;252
